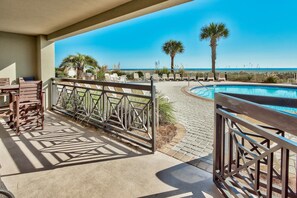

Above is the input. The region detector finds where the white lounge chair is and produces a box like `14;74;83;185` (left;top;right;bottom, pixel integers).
119;75;127;83
152;74;159;81
182;74;189;81
207;73;215;81
111;73;120;82
175;74;181;81
134;73;141;81
105;73;112;81
168;73;174;81
161;74;168;81
197;73;204;81
189;73;196;81
218;73;226;81
144;73;151;81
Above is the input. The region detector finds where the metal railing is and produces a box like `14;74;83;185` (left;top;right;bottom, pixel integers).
214;92;297;197
51;78;156;152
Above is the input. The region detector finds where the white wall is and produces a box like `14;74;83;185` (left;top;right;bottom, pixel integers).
37;35;55;109
0;31;37;83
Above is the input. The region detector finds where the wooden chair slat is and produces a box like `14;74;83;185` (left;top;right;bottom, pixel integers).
12;80;44;135
0;78;10;86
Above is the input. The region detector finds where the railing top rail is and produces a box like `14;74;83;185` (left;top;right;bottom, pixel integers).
216;107;297;153
53;83;152;99
215;93;297;135
222;92;297;108
52;78;152;91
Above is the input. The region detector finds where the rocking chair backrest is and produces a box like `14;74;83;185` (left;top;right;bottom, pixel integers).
145;73;151;80
19;81;43;103
133;72;139;80
0;78;9;86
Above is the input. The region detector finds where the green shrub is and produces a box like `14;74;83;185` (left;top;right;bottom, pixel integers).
158;95;175;125
97;71;105;81
227;72;253;82
96;65;108;81
126;72;134;80
177;65;186;77
85;69;95;75
111;70;126;76
263;76;277;83
55;68;67;78
155;67;170;76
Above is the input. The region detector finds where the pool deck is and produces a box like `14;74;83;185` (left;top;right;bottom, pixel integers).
156;80;297;172
156;81;218;172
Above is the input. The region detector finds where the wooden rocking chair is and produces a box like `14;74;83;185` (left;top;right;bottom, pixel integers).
0;78;9;86
0;78;11;118
10;81;44;135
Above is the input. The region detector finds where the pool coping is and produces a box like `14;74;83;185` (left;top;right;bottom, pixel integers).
182;81;297;102
181;86;214;102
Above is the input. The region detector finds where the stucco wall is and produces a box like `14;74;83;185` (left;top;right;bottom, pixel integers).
0;31;37;83
36;35;55;109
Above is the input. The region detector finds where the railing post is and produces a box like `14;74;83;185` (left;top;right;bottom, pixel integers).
50;78;56;110
102;85;106;129
156;97;159;131
213;101;223;182
151;77;156;153
73;81;77;114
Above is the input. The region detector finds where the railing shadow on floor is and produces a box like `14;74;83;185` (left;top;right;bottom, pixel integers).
0;110;147;177
139;159;222;198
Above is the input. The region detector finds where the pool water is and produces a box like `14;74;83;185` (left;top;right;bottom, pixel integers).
191;84;297;114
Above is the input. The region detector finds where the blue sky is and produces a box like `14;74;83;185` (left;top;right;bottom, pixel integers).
55;0;297;69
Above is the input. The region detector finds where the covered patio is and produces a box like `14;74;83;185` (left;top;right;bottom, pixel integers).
0;111;220;197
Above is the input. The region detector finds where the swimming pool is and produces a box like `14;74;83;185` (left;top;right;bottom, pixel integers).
191;84;297;113
191;84;297;99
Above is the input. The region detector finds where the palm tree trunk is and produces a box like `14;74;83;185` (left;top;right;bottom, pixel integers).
210;38;217;80
77;68;84;79
170;55;175;74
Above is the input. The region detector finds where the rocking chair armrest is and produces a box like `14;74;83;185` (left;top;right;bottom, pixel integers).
9;92;19;102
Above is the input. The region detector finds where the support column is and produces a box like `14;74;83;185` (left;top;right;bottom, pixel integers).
36;35;55;109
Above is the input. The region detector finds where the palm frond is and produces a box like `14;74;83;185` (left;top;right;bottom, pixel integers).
58;53;99;79
200;22;229;40
162;40;185;56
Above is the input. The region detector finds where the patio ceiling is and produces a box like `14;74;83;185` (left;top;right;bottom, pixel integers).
0;0;191;41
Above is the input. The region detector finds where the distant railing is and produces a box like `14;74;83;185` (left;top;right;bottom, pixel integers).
51;78;156;152
214;92;297;197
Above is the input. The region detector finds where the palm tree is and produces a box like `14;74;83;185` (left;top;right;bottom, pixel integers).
200;23;229;77
59;53;99;79
162;40;184;74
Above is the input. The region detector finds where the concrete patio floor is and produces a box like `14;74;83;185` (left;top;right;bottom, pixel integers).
0;111;222;198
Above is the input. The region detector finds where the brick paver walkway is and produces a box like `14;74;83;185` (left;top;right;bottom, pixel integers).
156;81;215;172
